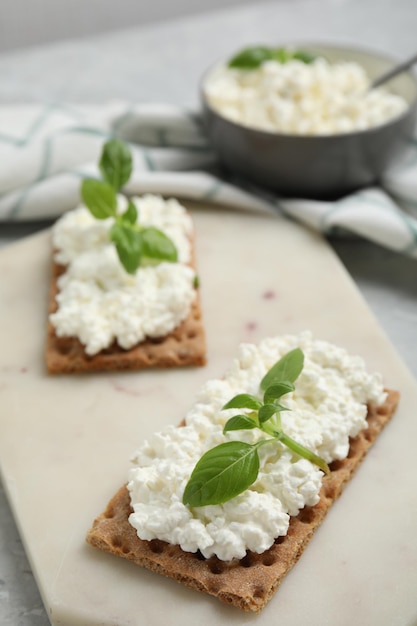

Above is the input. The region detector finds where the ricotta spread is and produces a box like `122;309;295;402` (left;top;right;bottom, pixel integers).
204;57;407;135
128;331;386;561
50;194;196;355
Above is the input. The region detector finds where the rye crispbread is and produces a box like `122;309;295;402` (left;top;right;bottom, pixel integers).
86;389;399;613
46;238;206;374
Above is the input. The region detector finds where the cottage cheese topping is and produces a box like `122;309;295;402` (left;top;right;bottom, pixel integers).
204;57;407;135
50;194;196;355
128;332;386;561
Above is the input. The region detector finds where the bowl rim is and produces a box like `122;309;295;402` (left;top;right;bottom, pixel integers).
200;41;417;141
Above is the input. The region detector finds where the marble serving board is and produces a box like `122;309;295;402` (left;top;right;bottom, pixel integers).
1;203;417;626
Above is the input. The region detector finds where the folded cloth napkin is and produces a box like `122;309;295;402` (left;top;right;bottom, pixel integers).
1;101;417;258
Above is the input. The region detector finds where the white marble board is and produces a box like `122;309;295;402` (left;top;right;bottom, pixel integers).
0;203;416;626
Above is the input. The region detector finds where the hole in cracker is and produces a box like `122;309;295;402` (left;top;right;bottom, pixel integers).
111;536;122;548
240;553;255;568
187;330;197;339
329;459;344;472
298;507;315;524
208;558;225;574
261;552;276;566
149;539;165;554
57;343;73;356
253;585;265;599
274;535;286;545
122;545;131;555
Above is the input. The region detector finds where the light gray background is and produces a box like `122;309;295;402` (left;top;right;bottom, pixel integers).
1;0;417;624
0;0;252;52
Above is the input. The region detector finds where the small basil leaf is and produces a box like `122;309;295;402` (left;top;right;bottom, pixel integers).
222;393;262;411
258;403;278;424
293;50;316;64
193;275;200;289
260;348;304;390
81;179;117;219
263;382;294;404
110;223;142;274
271;47;291;63
99;139;133;191
182;441;260;507
121;200;138;225
223;415;258;433
228;46;273;69
142;227;178;263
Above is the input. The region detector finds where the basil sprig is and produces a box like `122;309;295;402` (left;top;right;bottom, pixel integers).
81;139;178;274
182;348;329;508
228;46;316;70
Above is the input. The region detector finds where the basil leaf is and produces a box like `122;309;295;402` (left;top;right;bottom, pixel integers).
81;179;117;219
223;414;258;433
182;441;260;507
263;382;294;404
260;348;304;390
121;200;138;225
228;46;273;69
271;47;292;63
222;393;262;411
99;139;133;191
293;50;316;64
110;223;142;274
228;46;316;70
258;403;279;424
142;227;178;263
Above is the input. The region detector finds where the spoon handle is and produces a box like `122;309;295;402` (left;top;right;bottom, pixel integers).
371;51;417;89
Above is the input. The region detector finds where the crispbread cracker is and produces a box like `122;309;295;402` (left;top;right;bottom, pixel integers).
86;389;399;612
46;238;206;374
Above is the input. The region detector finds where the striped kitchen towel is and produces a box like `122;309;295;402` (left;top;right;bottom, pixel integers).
1;101;417;257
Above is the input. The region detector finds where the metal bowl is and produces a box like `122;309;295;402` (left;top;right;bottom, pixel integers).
201;44;417;199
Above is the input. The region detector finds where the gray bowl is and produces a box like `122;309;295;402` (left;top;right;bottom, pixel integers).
201;44;417;199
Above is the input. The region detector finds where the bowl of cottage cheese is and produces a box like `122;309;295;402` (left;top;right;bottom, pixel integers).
201;44;417;198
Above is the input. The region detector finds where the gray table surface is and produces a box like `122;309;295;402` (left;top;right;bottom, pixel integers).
1;1;417;624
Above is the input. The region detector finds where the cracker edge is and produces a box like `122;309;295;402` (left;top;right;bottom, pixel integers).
86;389;400;613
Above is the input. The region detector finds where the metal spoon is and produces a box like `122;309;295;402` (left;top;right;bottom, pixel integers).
371;51;417;89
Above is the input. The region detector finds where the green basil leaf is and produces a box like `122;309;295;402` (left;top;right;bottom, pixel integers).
121;200;138;225
182;441;260;507
223;414;258;433
99;139;133;191
271;47;292;63
260;348;304;391
222;393;262;411
81;179;117;219
142;227;178;263
293;50;316;64
258;403;279;424
263;382;294;404
193;275;200;289
110;223;142;274
228;46;273;69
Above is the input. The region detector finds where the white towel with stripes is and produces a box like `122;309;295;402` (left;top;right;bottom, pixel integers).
1;101;417;258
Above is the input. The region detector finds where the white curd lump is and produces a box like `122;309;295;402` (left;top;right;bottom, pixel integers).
50;194;196;355
204;57;408;135
128;331;386;561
